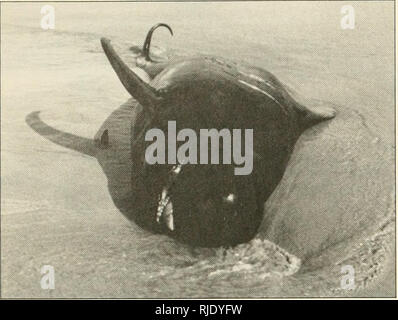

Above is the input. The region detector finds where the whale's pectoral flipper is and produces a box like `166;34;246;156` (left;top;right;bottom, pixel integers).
295;102;337;130
25;111;97;157
101;38;163;115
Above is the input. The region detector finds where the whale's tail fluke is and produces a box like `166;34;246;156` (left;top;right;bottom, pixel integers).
101;38;162;115
26;111;97;157
142;23;173;62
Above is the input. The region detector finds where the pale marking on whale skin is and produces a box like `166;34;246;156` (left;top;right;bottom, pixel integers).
223;193;236;203
131;67;151;83
238;71;264;83
238;80;288;116
171;164;182;174
164;202;174;231
152;62;191;91
248;74;266;83
238;70;277;90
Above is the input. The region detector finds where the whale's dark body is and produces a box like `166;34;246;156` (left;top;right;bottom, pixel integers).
100;24;335;247
29;24;336;248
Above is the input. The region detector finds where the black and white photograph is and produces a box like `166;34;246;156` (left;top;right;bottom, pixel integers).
0;1;396;299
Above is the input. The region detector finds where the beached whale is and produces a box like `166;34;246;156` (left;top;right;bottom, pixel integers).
27;23;336;247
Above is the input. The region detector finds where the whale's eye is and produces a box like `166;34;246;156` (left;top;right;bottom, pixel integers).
223;193;236;203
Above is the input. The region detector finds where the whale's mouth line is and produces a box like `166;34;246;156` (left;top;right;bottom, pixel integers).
156;188;170;223
156;188;173;230
155;164;183;231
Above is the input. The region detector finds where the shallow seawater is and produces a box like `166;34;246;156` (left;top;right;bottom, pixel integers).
1;2;395;297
